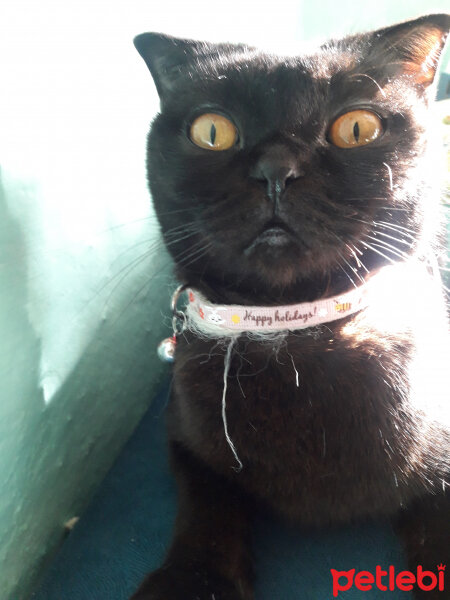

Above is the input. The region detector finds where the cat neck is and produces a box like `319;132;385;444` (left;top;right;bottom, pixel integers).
176;262;378;307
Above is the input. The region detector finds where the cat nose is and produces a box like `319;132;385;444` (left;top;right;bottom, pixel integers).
250;156;304;203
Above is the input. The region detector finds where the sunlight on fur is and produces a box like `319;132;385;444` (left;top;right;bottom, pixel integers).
342;260;450;427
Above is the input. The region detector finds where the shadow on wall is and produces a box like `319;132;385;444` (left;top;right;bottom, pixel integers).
437;72;450;100
0;170;174;600
0;172;44;597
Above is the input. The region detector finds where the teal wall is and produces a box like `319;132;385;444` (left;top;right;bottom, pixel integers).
1;1;448;599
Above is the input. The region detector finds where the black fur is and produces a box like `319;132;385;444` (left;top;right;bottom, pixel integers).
132;15;450;599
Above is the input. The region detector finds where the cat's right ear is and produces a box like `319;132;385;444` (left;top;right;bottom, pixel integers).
133;33;201;99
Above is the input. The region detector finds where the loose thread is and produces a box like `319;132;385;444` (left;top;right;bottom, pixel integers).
287;349;300;387
222;337;243;472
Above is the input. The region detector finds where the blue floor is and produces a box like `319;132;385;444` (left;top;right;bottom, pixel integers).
32;386;409;599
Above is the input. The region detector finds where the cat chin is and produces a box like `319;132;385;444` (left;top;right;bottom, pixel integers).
253;264;302;288
239;249;318;288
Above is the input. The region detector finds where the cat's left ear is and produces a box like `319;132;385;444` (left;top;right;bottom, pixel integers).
369;13;450;88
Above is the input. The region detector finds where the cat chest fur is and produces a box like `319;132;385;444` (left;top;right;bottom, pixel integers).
168;322;437;527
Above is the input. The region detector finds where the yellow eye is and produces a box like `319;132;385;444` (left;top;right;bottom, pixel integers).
190;113;238;151
329;110;383;148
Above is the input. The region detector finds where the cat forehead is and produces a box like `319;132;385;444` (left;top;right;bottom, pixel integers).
195;42;360;82
167;45;380;121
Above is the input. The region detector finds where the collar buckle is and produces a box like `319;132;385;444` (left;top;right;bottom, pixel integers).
171;284;188;335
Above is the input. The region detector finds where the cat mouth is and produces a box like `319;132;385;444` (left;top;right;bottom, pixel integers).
244;219;297;253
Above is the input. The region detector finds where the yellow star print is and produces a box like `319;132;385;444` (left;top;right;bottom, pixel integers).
231;314;240;324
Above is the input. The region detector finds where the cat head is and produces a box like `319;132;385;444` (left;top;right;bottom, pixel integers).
134;15;450;302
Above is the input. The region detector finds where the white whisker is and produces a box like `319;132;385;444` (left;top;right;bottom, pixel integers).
336;260;358;289
382;162;394;191
374;220;416;236
360;240;396;265
372;230;413;247
347;243;370;273
349;73;387;97
364;235;409;260
337;249;366;284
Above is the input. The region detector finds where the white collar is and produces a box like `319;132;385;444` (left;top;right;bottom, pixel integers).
164;259;437;340
185;277;369;336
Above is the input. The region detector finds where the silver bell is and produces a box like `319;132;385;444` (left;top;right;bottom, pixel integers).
157;336;177;362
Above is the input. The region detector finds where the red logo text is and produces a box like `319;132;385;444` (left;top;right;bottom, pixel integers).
330;564;446;596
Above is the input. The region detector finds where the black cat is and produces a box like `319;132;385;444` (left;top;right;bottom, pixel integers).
132;14;450;599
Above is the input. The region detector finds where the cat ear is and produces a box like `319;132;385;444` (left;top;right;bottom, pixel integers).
133;33;206;98
370;14;450;87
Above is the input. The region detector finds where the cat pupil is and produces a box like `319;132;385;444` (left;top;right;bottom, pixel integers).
353;121;360;142
210;123;216;145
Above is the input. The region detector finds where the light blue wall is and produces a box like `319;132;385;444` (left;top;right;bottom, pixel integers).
1;1;448;599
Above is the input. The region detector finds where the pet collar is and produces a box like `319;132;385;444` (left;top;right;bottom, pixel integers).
186;284;368;335
157;278;369;361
